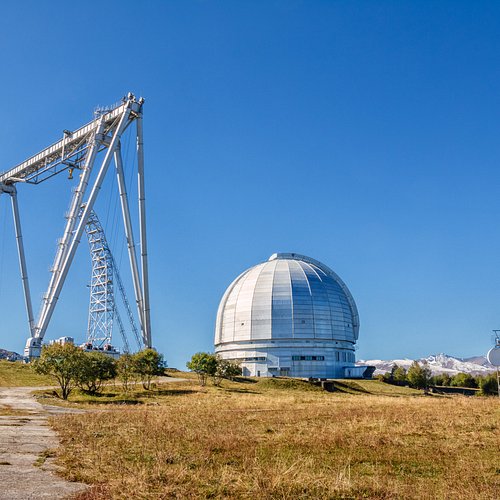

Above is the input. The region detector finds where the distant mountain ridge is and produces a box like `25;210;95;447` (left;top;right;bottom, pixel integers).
0;349;23;361
357;353;496;376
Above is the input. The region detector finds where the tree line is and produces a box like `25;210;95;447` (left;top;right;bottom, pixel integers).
33;343;165;399
379;360;498;395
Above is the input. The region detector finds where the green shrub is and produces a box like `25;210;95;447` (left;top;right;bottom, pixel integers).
450;372;478;388
32;343;85;399
132;349;164;390
478;374;499;396
75;351;117;394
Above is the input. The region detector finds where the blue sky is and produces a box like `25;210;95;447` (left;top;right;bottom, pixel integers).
1;1;500;367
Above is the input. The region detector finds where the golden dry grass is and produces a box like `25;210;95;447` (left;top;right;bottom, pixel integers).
0;360;53;387
49;379;500;499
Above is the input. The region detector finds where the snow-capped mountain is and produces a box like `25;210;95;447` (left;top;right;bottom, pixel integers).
357;353;496;376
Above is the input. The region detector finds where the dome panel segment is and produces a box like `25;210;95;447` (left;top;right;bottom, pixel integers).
250;259;276;340
233;264;263;341
271;260;293;339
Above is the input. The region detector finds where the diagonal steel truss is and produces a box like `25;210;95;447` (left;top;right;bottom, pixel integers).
0;93;151;358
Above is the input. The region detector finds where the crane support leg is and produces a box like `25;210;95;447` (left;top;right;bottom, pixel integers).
10;186;35;337
34;108;132;342
114;147;145;336
137;115;152;347
0;184;35;342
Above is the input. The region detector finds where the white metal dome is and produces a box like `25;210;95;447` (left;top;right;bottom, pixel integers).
214;253;360;378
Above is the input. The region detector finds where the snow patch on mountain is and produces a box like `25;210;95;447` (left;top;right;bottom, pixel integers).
357;353;496;376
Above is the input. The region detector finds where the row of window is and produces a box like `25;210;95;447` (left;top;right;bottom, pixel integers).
290;352;355;363
292;355;325;361
240;353;354;363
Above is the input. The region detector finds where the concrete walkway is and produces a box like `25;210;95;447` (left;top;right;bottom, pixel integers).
0;377;188;499
0;387;88;500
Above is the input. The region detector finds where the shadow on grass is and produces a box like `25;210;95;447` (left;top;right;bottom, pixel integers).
148;389;197;397
232;377;258;384
331;381;371;394
222;388;261;394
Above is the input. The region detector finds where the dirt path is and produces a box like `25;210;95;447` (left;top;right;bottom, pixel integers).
0;377;188;499
0;386;88;499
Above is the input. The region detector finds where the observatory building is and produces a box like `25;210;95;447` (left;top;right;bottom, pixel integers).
215;253;365;378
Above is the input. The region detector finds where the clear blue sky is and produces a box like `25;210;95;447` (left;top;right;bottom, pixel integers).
0;1;499;367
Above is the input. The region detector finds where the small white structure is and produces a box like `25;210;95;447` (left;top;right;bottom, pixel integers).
81;342;121;360
49;336;75;346
215;253;362;378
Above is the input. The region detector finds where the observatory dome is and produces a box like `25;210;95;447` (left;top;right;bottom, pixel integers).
214;253;361;378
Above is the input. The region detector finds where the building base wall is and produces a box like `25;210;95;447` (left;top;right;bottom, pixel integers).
215;340;357;379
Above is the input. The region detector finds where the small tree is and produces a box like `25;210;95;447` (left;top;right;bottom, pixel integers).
32;343;84;400
393;365;407;386
432;373;452;386
407;361;432;390
186;352;217;386
441;373;451;386
450;372;478;388
382;364;407;386
383;365;397;384
478;374;499;396
212;357;242;386
116;353;136;392
75;351;117;394
132;349;164;390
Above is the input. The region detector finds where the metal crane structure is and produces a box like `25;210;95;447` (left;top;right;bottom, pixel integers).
0;93;151;358
85;210;115;349
84;209;143;354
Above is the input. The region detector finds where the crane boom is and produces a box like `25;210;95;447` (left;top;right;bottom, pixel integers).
0;99;140;185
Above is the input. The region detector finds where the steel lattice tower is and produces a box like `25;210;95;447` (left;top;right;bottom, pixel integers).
85;211;115;347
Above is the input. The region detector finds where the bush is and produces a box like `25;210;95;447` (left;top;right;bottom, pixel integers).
116;353;136;392
186;352;217;386
187;353;241;386
407;361;432;390
393;365;407;385
75;351;117;394
431;373;452;386
478;374;499;396
32;343;85;399
132;349;164;390
381;364;407;386
450;372;478;388
212;357;242;386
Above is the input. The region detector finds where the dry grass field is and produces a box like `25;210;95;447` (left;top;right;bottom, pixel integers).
47;377;499;500
0;360;53;387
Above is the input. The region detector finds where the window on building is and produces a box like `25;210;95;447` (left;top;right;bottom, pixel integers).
292;355;325;361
